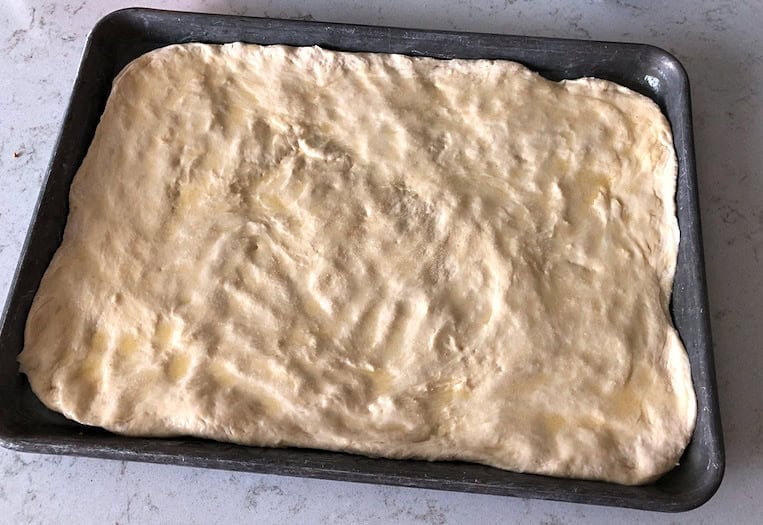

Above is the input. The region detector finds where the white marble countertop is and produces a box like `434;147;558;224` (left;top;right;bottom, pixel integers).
1;1;761;523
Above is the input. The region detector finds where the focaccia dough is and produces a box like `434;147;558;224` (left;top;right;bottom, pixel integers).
19;43;696;485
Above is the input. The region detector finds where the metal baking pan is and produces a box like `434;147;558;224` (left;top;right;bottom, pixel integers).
0;8;723;512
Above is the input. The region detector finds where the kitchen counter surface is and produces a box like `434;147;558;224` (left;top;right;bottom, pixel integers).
1;1;761;523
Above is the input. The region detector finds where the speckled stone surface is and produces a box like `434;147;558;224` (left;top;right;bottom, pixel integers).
1;1;761;523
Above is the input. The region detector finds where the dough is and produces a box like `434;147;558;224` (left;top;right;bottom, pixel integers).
19;43;696;485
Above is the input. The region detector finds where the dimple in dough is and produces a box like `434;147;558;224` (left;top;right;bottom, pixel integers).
19;43;696;485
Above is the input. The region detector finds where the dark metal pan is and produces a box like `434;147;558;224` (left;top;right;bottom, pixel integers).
0;8;723;512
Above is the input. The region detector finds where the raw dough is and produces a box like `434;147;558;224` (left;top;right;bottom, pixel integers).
19;43;696;485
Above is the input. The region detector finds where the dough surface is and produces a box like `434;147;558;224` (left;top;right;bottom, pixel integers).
19;43;696;485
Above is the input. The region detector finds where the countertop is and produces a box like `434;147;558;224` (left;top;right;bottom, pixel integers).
1;1;761;523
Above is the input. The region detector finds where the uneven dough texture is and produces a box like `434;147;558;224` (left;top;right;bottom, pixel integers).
19;43;696;484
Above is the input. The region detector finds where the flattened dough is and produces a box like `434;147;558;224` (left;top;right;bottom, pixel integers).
19;43;696;484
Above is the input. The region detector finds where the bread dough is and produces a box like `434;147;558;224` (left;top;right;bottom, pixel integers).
19;43;696;485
